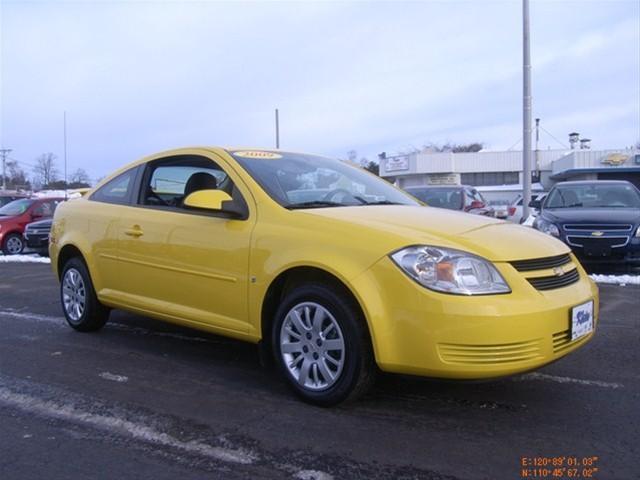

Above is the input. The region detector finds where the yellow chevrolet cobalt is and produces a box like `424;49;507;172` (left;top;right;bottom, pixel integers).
50;148;598;405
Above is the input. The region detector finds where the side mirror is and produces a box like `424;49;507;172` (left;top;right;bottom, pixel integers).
183;189;245;218
470;200;484;209
528;199;541;209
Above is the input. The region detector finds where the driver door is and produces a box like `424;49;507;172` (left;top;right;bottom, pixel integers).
114;152;256;335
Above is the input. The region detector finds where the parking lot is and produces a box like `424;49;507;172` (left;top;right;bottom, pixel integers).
0;261;638;480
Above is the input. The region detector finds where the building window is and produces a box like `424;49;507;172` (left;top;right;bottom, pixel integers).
460;172;519;186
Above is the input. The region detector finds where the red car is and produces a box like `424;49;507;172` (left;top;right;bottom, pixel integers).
0;197;64;255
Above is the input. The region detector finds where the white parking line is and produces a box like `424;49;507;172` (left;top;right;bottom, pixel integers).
0;385;257;465
0;309;213;344
99;372;129;383
515;372;623;389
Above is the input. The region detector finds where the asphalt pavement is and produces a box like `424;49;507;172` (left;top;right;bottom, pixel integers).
0;262;638;480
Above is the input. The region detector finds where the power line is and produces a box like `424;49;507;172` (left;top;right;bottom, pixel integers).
540;126;570;149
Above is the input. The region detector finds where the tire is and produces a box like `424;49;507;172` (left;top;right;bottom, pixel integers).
2;233;24;255
272;283;376;406
60;257;109;332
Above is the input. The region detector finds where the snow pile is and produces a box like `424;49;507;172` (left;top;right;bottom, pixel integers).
589;274;640;286
0;254;51;264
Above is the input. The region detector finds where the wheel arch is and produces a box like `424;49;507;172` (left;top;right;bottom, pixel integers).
56;243;89;280
259;266;376;361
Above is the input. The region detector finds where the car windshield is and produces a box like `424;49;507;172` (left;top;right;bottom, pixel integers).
406;188;462;210
230;150;418;208
545;183;640;209
0;198;34;216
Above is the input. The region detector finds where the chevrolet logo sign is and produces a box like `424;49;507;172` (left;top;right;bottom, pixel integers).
602;153;628;166
553;266;565;276
591;231;605;237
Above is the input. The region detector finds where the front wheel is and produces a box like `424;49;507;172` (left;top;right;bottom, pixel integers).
2;233;24;255
60;257;109;332
272;283;376;406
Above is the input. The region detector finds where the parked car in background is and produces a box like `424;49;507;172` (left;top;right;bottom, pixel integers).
488;199;510;219
507;193;547;224
532;180;640;267
0;193;28;208
405;185;495;217
0;197;63;254
51;147;597;405
24;218;53;256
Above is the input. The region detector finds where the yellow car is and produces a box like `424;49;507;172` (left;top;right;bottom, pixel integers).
50;147;598;405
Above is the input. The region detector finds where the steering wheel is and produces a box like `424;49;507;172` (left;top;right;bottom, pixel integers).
147;190;169;206
322;188;358;203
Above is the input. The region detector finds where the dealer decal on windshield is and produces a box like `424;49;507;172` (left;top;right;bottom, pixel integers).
233;151;282;159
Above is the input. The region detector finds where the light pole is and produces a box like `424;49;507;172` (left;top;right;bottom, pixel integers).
522;0;533;219
0;148;12;191
275;108;280;149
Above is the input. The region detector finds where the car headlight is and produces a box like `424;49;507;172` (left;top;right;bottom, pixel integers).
390;246;511;295
534;218;560;237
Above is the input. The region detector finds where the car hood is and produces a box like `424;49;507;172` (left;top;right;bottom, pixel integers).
300;205;569;262
26;218;52;229
542;208;640;224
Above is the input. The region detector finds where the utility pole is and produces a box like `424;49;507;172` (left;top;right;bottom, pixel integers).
522;0;532;219
64;111;68;199
535;117;540;181
275;108;280;149
0;148;12;191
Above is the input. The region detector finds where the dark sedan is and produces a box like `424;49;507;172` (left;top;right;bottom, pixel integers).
24;218;52;256
531;180;640;266
404;185;495;217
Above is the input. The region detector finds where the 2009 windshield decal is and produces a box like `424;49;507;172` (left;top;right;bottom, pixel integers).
233;151;282;159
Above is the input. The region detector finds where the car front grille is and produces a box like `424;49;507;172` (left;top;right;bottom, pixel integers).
438;339;544;365
552;328;591;354
566;236;629;249
527;268;580;291
510;253;571;272
563;224;633;232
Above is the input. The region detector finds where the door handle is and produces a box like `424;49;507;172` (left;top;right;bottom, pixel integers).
124;226;144;237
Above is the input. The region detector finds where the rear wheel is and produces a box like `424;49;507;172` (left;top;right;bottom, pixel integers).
2;233;24;255
272;283;376;406
60;257;109;332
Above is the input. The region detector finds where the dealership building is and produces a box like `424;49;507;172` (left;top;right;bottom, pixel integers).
380;145;640;200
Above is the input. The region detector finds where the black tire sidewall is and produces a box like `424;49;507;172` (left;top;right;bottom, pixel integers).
272;284;366;406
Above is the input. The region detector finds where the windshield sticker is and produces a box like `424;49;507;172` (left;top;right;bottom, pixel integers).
233;151;282;159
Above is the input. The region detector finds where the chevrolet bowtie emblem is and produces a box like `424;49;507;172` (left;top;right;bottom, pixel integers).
553;266;565;276
591;231;604;237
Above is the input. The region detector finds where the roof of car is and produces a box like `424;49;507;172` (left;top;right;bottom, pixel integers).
554;180;634;186
405;185;468;190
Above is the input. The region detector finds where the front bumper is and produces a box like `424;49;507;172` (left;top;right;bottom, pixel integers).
352;255;598;379
25;233;49;249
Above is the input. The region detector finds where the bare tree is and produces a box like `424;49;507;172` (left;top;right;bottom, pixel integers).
32;153;59;187
6;160;29;189
70;168;91;185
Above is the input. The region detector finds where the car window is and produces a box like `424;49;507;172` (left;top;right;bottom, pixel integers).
407;188;462;210
231;151;417;208
32;200;61;217
545;183;640;209
91;167;138;205
0;198;34;216
139;155;232;210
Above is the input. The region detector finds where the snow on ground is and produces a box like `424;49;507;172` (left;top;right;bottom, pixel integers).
0;254;51;264
589;274;640;286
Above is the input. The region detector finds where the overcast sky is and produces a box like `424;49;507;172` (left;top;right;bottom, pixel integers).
1;0;639;181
